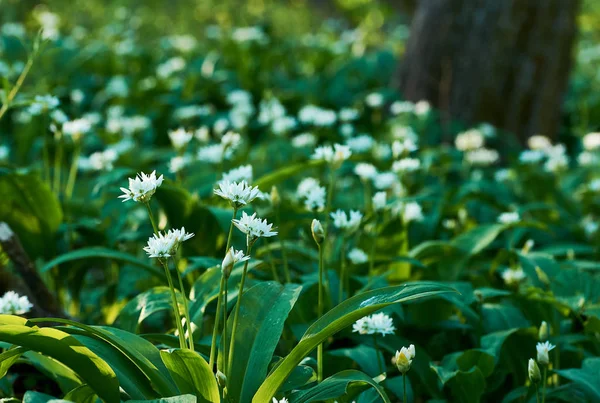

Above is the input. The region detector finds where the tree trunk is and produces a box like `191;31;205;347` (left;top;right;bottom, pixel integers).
397;0;579;142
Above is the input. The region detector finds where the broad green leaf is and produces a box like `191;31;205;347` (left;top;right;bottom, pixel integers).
24;351;83;394
329;345;384;377
450;224;507;255
22;391;72;403
0;346;27;377
226;282;302;403
288;370;390;403
29;318;178;397
0;169;62;258
40;247;164;279
128;395;197;403
556;357;600;401
0;324;119;402
160;349;220;403
253;282;456;402
115;286;184;333
280;364;317;393
63;384;96;403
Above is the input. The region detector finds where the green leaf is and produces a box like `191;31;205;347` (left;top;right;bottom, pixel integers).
556;357;600;401
254;160;324;189
63;385;97;403
128;395;197;403
0;324;119;402
40;247;164;280
226;282;302;403
160;349;220;403
0;346;27;377
287;370;390;403
24;351;83;394
0;169;62;258
115;286;183;333
22;391;72;403
253;282;456;402
450;224;507;255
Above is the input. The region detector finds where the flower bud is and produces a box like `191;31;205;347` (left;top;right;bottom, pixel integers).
221;248;235;278
270;186;281;206
311;219;325;245
538;321;549;341
522;239;535;254
528;358;541;383
535;267;550;287
215;370;227;388
394;344;415;374
536;341;555;366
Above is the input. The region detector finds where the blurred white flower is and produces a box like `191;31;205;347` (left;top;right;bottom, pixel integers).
498;211;520;224
330;209;362;232
372;191;387;211
455;129;484;151
544;144;569;172
298;105;337;126
392;158;420;173
465;148;499;166
352;312;395;336
501;267;526;285
0;291;33;315
519;149;545;164
271;116;297;135
583;132;600;151
119;171;164;203
365;92;384;108
168;156;189;173
400;201;424;223
169;128;193;150
62;118;92;141
373;143;392;161
214;180;260;208
195;127;211;143
414;100;431;116
392;138;418;157
222;165;253;184
578;151;598;166
312;144;352;167
292;132;317;148
232;26;268;43
303;185;326;211
528;135;552;150
536;341;555;365
28;95;60;115
156;57;186;79
0;145;8;160
338;108;359;122
346;135;374;153
198;143;228;164
373;172;398;190
221;131;242;150
79;149;118;171
354;163;378;181
297;177;321;198
348;248;368;264
258;98;286;125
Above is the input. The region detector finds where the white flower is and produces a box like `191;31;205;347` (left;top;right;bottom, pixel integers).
271;116;296;135
414;100;431;116
62;118;92;140
79;149;118;172
455;129;484;151
119;171;164;203
394;345;415;374
198;144;228;164
227;89;252;106
169;128;193;150
0;145;9;160
0;291;33;315
528;135;552;150
338;108;359;121
258;98;286;125
578;151;598;166
222;247;250;277
169;156;189;173
303;186;326;211
221;131;242;150
339;123;354;138
501;267;526;285
213;118;229;134
390;101;414;115
465;148;499;166
373;172;398;190
498;211;520;224
156;57;186;79
519;149;545;164
298;105;337;126
400;202;423;223
222;165;253;184
354;163;378;181
372;191;387;211
167;227;195;244
28;95;60;115
544;145;569;172
195;126;211;143
312;143;352;166
348;248;368;264
214;181;261;208
528;358;541;382
292;132;317;148
232;212;277;240
392;158;420;172
536;341;555;365
143;232;176;259
330;209;362;232
297;177;321;198
352;312;395;336
373;143;392;161
272;398;288;403
0;222;14;241
583;132;600;151
392;138;418;157
365;92;384;108
346;135;374;153
582;216;598;237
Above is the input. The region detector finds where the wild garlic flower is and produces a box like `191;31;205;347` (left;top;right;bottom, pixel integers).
214;180;261;208
303;185;326;212
528;358;541;383
0;291;33;315
291;132;317;148
354;163;378;181
365;92;384;108
348;248;368;264
232;212;277;242
390;101;415;115
539;321;549;341
27;95;60;115
346;135;374;153
392;138;418;157
392;158;420;173
221;165;253;184
221;131;242;150
583;132;600;151
455;129;484;151
352;312;395;336
198;143;228;164
394;345;416;374
272;398;289;403
169;128;193;150
297;177;321;198
536;341;555;365
498;211;520;224
374;172;398;190
400;202;424;223
330;209;363;232
62;118;92;141
119;171;164;203
222;247;250;278
144;232;176;259
501;267;526;285
372;191;387;211
312;144;352;167
167;227;195;245
528;135;552;150
414;100;431;116
168;156;189;173
465;148;499;166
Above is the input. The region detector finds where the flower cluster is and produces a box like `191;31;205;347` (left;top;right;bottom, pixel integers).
143;228;194;259
214;180;261;208
0;291;33;315
232;212;277;243
119;171;164;203
330;209;363;232
352;312;395;336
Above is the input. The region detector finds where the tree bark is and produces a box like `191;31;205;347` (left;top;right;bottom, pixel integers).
397;0;579;142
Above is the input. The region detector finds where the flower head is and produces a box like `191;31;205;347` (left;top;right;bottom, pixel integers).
232;212;277;243
498;211;520;224
400;202;424;223
312;143;352;168
330;209;362;233
222;247;250;278
169;128;193;150
536;341;555;365
214;180;261;208
143;232;175;259
311;219;325;245
119;171;164;203
352;312;395;336
501;267;526;286
348;248;368;264
222;165;253;184
62;118;92;141
372;191;387;211
354;163;378;181
455;129;484;151
272;398;288;403
0;291;33;315
528;358;541;383
394;344;415;374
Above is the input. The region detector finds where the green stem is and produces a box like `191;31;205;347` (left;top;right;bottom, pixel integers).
536;383;541;403
317;244;324;382
363;180;372;213
227;240;254;378
542;366;547;403
338;237;347;305
161;260;186;350
373;335;384;375
64;142;81;201
0;56;34;121
403;373;407;402
265;240;281;283
173;257;194;351
145;202;159;234
209;207;238;371
222;271;228;376
276;208;291;283
52;132;63;195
